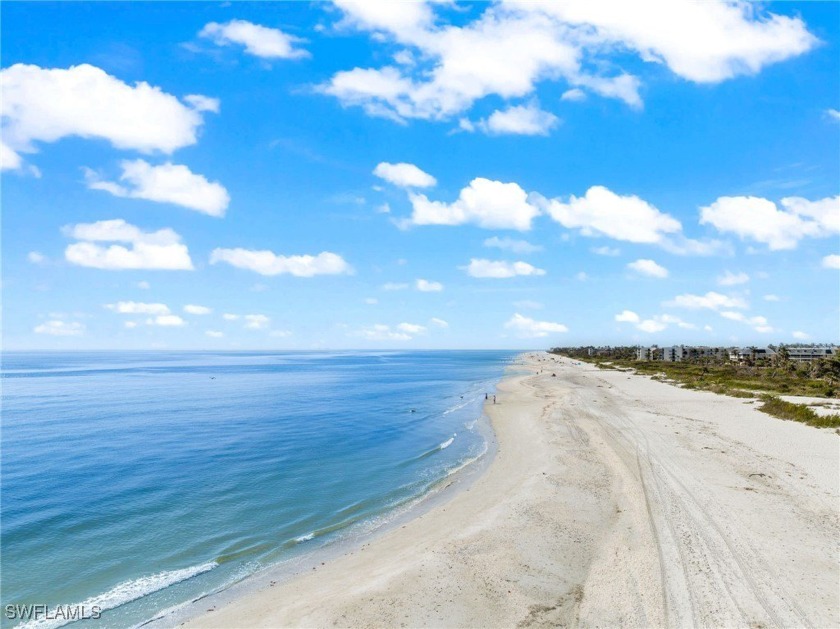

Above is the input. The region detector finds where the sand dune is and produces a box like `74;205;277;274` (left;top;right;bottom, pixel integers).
183;352;839;628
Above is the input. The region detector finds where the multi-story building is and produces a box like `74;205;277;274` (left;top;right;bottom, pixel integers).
785;346;837;362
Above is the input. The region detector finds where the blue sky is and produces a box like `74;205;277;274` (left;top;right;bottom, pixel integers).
2;1;839;350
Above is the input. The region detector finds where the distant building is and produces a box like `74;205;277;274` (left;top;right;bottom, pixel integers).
729;347;777;363
785;346;837;362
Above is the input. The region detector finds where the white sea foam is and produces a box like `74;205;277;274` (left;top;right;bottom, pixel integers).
439;434;455;450
18;562;218;629
294;532;315;543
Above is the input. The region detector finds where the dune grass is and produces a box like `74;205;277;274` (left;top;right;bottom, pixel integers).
757;395;840;429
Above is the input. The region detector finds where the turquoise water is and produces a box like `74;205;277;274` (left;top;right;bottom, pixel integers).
1;351;516;628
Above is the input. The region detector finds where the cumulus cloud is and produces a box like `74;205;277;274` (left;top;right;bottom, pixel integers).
85;160;230;217
209;248;352;276
63;219;194;271
27;251;46;264
373;162;437;188
382;282;409;291
615;310;695;332
822;254;840;270
408;178;539;230
222;313;240;321
244;314;270;330
719;311;773;333
699;195;839;250
614;310;640;323
717;270;750;286
321;1;813;123
34;320;85;336
206;330;224;338
397;322;427;335
792;330;810;340
763;294;780;302
184;304;212;315
105;301;170;315
504;313;568;338
430;317;449;328
1;64;215;160
1;140;22;171
464;258;546;279
561;88;586;102
483;236;542;253
627;258;668;278
200;20;308;59
537;185;681;243
473;102;559;136
147;314;186;327
825;109;840;122
664;291;748;310
416;278;443;292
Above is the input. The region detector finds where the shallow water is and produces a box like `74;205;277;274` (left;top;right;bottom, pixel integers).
1;350;515;628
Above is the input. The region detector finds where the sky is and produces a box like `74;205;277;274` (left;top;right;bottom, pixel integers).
2;1;839;350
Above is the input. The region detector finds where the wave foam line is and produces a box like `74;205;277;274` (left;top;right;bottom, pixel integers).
18;562;218;629
439;434;455;450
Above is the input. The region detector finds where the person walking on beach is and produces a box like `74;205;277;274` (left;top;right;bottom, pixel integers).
485;393;488;400
493;395;496;404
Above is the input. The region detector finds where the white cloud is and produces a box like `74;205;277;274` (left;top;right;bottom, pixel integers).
27;251;46;264
826;109;840;122
615;310;640;323
183;94;220;113
106;301;170;315
382;282;409;291
430;317;449;328
821;254;840;270
124;321;139;329
792;330;810;340
200;20;308;59
627;258;668;278
206;330;224;338
700;195;839;250
408;178;539;230
763;294;780;302
323;2;812;123
575;271;588;281
1;140;22;171
270;329;292;338
1;64;214;159
719;311;773;333
591;245;620;256
373;162;437;188
524;1;815;83
416;278;443;292
475;102;559;136
364;297;379;305
85;160;230;217
244;314;270;330
147;314;186;327
63;219;194;271
615;310;695;333
537;185;681;243
464;258;546;279
184;304;212;315
397;322;427;335
137;281;151;290
222;313;240;321
34;320;85;336
561;88;586;102
717;270;750;286
504;313;568;338
209;248;352;277
664;291;748;310
483;236;542;253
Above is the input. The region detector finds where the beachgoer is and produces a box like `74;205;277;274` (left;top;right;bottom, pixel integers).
493;395;496;404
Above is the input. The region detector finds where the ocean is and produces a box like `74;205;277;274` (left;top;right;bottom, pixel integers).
1;350;517;629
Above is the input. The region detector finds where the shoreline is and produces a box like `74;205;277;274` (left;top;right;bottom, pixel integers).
179;352;839;628
147;355;512;629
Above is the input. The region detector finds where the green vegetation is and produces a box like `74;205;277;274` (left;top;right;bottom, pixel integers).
549;346;840;429
758;395;840;429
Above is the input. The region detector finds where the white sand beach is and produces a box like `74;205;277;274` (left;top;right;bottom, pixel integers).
183;352;839;628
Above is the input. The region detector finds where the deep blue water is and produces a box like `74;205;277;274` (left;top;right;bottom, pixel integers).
1;351;516;628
